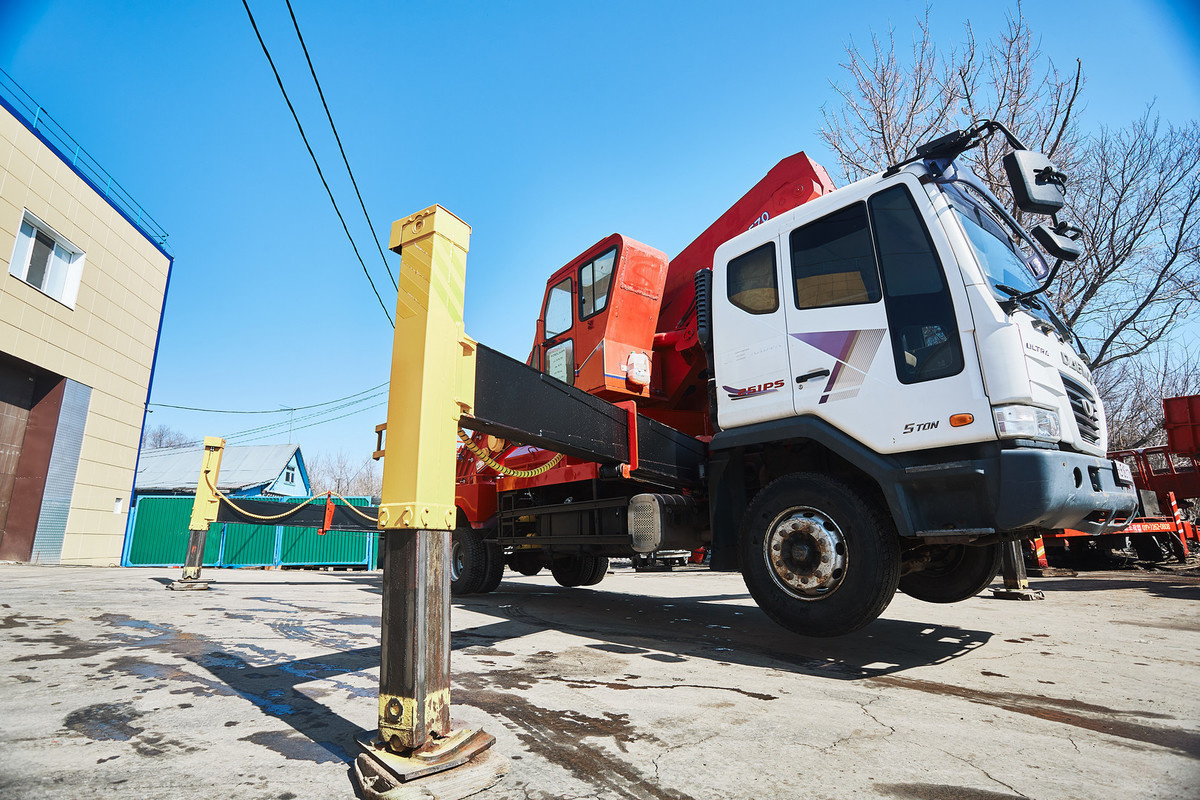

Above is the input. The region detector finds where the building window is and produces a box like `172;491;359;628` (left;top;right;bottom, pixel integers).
8;211;85;308
284;468;295;484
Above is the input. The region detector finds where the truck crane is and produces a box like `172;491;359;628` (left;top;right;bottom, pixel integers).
174;127;1143;791
448;122;1139;638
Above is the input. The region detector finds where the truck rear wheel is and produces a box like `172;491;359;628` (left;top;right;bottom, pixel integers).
1131;534;1167;562
476;543;505;593
898;543;1001;603
739;473;900;637
450;528;488;596
583;556;609;586
551;555;608;588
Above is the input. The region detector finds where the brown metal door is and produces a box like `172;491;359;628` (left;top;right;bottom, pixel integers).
0;360;35;559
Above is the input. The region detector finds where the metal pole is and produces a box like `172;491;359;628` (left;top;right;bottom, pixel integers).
378;527;449;750
170;437;225;591
354;206;495;787
991;538;1045;600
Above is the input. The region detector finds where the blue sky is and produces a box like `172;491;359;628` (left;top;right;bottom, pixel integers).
2;1;1198;458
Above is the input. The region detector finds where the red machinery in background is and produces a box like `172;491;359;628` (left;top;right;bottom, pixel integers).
1030;395;1200;566
1164;394;1200;456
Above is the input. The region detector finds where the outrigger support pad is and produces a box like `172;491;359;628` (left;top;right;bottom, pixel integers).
991;539;1045;601
352;727;506;799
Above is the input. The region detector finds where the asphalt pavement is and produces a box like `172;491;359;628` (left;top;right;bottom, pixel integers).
0;562;1197;799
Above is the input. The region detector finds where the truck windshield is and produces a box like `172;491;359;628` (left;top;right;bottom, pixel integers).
941;181;1046;296
938;178;1086;355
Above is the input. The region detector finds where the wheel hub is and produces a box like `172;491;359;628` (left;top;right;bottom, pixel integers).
764;507;848;599
451;540;464;582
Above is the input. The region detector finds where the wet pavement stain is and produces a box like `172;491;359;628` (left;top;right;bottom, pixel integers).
63;702;144;741
469;662;777;702
9;619;111;662
871;675;1198;757
1112;618;1200;632
461;646;516;657
875;783;1026;800
130;731;201;757
456;672;687;800
238;730;349;764
326;614;381;627
551;674;777;701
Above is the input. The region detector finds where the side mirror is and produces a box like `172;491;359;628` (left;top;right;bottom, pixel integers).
1032;222;1083;261
1003;150;1066;215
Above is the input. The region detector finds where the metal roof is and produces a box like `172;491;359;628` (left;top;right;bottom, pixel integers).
136;444;301;492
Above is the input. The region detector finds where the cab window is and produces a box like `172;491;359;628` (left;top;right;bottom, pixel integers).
544;277;573;338
545;340;574;385
789;203;882;309
867;185;963;384
727;242;778;314
580;248;616;319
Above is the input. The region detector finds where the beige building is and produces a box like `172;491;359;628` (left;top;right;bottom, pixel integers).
0;73;172;565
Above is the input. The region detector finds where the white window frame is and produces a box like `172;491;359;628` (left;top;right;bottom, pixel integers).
8;210;85;308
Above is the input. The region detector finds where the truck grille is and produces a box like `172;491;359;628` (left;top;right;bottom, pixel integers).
1061;374;1101;444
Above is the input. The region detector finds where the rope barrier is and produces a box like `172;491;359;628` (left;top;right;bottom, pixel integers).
457;426;563;478
323;487;382;524
205;472;379;524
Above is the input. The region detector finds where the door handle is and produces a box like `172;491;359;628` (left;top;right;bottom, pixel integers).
796;368;831;385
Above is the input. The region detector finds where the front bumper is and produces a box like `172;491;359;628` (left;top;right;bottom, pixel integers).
994;450;1138;535
890;444;1138;538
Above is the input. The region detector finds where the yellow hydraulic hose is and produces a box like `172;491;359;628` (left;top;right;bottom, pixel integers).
457;426;563;478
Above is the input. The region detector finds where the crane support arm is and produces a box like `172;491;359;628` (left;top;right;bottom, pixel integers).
464;343;708;490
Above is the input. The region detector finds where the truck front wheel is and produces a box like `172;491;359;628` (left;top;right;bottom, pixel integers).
898;543;1001;603
739;473;900;637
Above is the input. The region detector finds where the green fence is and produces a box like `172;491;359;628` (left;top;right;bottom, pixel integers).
123;495;377;568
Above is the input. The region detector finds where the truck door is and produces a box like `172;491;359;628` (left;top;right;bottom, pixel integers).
541;276;575;385
782;178;982;453
711;234;795;428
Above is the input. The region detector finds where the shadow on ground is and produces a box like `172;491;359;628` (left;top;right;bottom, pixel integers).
53;566;1191;774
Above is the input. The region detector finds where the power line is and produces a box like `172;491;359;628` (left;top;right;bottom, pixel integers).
240;0;394;327
222;390;388;440
150;381;388;414
284;0;397;292
145;390;388;451
227;400;388;445
142;392;388;453
143;389;389;452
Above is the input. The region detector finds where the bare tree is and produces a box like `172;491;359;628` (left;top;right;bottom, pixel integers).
820;8;1085;194
819;5;1200;444
1096;348;1200;450
306;450;382;499
141;424;192;450
1059;116;1200;372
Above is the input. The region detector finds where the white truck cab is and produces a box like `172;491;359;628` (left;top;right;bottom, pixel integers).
705;125;1138;635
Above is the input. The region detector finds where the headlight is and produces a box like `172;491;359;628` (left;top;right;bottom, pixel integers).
993;405;1061;441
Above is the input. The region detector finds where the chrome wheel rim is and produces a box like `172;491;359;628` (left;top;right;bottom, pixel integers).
763;506;848;600
451;540;464;582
